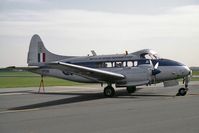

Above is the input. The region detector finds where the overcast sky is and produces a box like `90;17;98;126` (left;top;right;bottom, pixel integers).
0;0;199;67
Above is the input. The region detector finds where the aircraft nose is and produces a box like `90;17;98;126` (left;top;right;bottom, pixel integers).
182;65;191;76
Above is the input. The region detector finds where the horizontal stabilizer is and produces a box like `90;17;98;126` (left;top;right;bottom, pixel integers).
5;66;40;74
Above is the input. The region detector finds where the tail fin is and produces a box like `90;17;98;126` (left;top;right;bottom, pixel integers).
27;34;70;66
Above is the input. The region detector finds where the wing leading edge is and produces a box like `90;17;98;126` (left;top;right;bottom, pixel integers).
48;62;125;82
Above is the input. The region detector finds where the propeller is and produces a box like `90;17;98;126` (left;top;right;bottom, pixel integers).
149;60;161;84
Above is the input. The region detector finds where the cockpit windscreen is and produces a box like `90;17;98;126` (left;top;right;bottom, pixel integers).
140;53;160;59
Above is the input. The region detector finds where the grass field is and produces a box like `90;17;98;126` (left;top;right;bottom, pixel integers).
0;71;81;88
193;71;199;75
0;70;198;88
191;70;199;81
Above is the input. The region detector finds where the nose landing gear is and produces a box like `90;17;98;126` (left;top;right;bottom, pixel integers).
177;88;188;96
176;76;189;96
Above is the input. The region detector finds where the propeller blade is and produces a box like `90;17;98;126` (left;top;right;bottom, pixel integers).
154;62;159;69
149;60;153;67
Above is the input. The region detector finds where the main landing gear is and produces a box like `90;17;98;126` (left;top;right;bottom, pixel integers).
104;85;115;97
103;85;137;97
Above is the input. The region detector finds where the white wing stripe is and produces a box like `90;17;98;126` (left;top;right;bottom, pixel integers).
58;62;125;78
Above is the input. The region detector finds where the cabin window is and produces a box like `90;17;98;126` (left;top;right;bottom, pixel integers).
105;62;112;68
126;61;133;67
96;62;104;68
124;61;127;67
114;62;123;67
134;61;138;66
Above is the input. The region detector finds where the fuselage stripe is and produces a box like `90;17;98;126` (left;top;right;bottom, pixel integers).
38;53;40;62
43;53;46;62
38;53;46;63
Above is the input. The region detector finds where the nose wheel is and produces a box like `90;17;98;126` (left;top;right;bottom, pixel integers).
176;76;189;96
176;88;188;96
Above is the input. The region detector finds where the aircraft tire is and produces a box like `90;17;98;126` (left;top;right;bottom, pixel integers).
127;86;136;94
104;86;115;97
177;88;187;96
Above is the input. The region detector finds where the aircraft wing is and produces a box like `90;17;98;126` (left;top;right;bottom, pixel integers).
48;62;125;82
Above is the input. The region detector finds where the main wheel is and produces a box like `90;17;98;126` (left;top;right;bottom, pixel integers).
177;88;187;96
104;86;115;97
127;86;136;94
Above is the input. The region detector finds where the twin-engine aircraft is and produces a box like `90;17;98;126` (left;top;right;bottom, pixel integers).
21;34;191;97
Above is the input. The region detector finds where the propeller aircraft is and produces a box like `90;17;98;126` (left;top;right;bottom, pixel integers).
14;34;192;97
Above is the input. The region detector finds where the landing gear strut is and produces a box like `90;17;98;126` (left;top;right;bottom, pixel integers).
104;85;115;97
176;76;189;96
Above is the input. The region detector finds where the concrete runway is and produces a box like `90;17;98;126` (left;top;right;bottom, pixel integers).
0;82;199;133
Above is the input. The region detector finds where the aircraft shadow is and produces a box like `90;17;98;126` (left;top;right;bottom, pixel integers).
117;90;175;98
0;90;33;94
8;90;175;111
8;92;105;110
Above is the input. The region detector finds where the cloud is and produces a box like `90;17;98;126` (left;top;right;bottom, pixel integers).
5;0;44;3
0;5;199;67
1;6;198;38
170;5;199;14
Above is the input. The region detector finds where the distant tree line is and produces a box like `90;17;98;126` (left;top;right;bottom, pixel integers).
0;67;23;72
190;67;199;71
